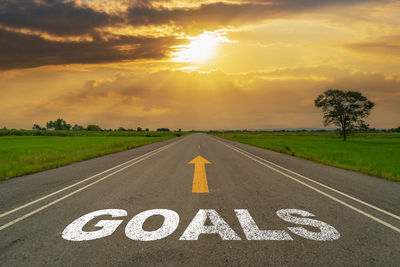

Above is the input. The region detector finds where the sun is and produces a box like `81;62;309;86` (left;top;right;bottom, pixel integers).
172;31;229;64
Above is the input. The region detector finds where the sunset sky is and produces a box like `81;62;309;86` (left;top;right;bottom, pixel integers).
1;0;399;130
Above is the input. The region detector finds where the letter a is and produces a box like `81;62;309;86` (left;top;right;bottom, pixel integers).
180;209;241;240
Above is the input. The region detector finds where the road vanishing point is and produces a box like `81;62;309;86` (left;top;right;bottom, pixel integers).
0;133;399;265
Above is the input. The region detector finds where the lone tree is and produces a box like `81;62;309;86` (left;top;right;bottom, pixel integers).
314;89;375;141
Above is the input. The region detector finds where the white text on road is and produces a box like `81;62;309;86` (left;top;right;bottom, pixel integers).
62;208;340;242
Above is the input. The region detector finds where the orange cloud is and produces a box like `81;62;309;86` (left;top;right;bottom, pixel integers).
2;68;396;130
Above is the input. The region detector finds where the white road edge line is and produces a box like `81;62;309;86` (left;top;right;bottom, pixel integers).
216;139;400;233
0;139;182;220
219;139;400;221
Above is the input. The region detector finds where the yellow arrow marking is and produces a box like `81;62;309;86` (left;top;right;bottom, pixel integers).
189;155;211;193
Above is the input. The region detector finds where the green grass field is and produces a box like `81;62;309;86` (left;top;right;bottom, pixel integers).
0;131;184;180
212;132;400;182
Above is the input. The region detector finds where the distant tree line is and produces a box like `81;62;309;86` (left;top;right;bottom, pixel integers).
156;128;170;132
207;128;400;133
27;118;173;132
381;126;400;132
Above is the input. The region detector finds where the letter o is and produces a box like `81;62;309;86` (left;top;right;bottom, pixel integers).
125;209;179;241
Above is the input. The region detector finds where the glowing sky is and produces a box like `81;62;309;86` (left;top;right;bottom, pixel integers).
1;0;399;130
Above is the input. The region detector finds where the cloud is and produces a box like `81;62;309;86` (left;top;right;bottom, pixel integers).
0;0;389;70
0;0;380;36
0;29;183;70
125;0;380;30
14;67;399;130
0;0;119;36
343;35;400;58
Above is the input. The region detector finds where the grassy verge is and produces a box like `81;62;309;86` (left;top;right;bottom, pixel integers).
0;131;186;180
211;132;400;182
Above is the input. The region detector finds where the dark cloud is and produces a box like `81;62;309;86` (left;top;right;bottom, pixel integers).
0;0;118;36
0;29;183;70
0;0;389;70
0;0;379;37
0;0;385;36
126;0;379;28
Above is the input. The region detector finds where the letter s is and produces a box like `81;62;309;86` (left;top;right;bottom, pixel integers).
62;209;127;241
276;209;340;241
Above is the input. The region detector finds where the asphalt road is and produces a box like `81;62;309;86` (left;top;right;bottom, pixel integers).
0;133;399;266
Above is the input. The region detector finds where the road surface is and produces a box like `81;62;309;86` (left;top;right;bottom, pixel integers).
0;133;399;266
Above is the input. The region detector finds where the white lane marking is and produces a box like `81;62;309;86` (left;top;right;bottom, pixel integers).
217;139;400;233
125;209;180;241
0;139;180;219
220;140;400;221
0;140;181;231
